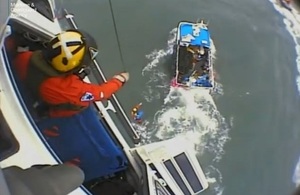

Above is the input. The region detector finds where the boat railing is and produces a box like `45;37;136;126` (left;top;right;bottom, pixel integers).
57;9;141;145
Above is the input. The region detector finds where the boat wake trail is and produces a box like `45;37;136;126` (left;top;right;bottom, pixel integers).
138;28;230;195
268;0;300;186
269;0;300;95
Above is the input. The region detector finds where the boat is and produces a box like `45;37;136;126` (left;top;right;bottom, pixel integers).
172;20;214;91
0;0;209;194
278;0;293;11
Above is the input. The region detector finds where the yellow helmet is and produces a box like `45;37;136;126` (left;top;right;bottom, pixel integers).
44;29;98;73
132;108;137;112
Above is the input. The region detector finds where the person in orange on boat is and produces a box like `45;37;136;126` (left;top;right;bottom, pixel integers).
131;103;143;123
13;29;129;118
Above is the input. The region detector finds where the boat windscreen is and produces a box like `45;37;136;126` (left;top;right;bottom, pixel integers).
164;159;191;195
174;153;203;193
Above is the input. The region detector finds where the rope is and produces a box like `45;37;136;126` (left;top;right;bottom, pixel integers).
108;0;127;71
108;1;143;122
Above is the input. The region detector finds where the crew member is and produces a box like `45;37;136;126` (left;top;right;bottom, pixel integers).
195;75;212;87
131;103;143;123
187;46;205;60
13;29;129;118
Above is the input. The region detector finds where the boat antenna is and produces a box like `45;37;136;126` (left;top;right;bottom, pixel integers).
108;0;127;71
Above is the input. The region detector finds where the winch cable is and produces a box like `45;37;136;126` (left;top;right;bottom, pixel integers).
108;0;144;127
108;0;142;140
108;0;127;72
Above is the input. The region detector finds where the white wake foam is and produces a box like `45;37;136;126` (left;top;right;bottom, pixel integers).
293;156;300;186
268;0;300;186
154;87;229;160
136;27;230;195
269;0;300;94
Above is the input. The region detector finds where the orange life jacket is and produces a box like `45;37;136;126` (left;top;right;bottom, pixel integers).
13;50;123;117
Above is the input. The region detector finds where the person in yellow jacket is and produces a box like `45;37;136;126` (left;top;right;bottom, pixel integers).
131;103;143;123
